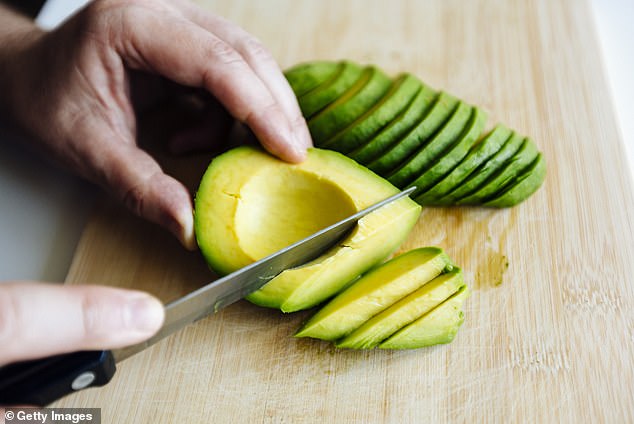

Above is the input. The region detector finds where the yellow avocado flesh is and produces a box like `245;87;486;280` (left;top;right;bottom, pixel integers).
336;269;463;349
379;285;470;349
295;247;451;341
194;146;421;312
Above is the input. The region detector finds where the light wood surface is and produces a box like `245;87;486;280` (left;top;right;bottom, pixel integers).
54;0;634;422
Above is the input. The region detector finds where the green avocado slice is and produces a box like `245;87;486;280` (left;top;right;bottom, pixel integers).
308;66;392;144
457;137;539;205
348;83;437;164
320;73;423;153
415;124;513;205
409;106;488;198
367;91;460;176
484;153;546;207
379;285;469;349
386;100;472;188
295;247;451;341
336;269;464;349
297;61;364;118
285;61;341;97
437;131;524;205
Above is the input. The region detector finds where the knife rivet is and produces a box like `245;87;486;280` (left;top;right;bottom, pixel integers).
72;371;96;390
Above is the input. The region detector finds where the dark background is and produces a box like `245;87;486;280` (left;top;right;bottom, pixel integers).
3;0;46;18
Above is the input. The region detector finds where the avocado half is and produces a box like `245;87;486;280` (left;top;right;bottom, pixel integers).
194;146;421;313
285;60;546;207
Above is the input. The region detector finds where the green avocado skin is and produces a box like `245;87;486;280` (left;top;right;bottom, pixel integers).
308;66;392;144
349;84;437;164
415;124;511;204
323;73;423;154
285;60;546;207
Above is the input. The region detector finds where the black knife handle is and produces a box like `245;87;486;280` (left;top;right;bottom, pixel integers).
0;350;115;406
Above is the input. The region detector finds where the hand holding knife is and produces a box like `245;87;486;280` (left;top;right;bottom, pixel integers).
0;188;415;406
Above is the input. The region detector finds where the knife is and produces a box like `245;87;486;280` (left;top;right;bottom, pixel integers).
0;187;416;406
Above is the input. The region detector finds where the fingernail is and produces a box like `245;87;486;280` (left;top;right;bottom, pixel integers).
126;295;165;334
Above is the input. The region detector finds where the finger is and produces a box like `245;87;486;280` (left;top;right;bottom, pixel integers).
73;113;196;249
172;1;312;150
0;282;164;366
116;7;307;162
102;141;197;250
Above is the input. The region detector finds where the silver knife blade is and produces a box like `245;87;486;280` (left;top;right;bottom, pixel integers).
113;186;416;362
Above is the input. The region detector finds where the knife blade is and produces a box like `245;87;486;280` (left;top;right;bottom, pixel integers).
0;187;415;406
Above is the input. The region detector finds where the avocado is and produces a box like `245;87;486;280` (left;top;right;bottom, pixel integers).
415;124;513;204
285;61;341;97
336;268;464;349
321;73;423;153
484;153;546;207
308;66;392;144
295;247;452;341
386;100;472;187
297;61;365;118
379;285;470;349
457;137;539;205
368;92;460;177
437;131;524;204
285;60;546;208
194;146;421;312
409;106;488;197
348;83;437;163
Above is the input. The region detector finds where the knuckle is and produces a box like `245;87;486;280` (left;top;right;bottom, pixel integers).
240;37;274;63
207;38;244;67
122;183;146;218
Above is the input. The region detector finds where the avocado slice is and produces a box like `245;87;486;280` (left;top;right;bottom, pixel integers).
437;131;524;204
336;268;464;349
297;61;365;118
285;61;341;98
367;92;460;177
386;100;472;188
415;124;513;204
379;285;470;349
484;153;546;207
194;146;421;312
321;73;423;153
295;247;451;341
308;66;392;144
409;106;488;197
457;137;539;205
348;83;437;164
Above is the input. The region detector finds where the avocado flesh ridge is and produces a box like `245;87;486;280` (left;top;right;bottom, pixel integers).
308;67;392;144
379;285;469;349
298;61;364;118
349;84;437;165
336;269;463;349
194;146;421;311
386;100;471;188
416;124;513;205
367;91;459;177
295;247;451;340
285;61;341;97
484;153;546;207
409;106;487;198
437;131;524;205
321;74;422;154
457;138;539;205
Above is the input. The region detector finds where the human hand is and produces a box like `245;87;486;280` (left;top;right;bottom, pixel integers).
0;282;164;367
0;0;312;250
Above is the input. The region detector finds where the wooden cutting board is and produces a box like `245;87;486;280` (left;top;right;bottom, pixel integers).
54;0;634;422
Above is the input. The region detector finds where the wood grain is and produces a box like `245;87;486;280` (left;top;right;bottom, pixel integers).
53;0;634;422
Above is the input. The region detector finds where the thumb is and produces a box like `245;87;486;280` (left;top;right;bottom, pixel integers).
0;282;164;366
